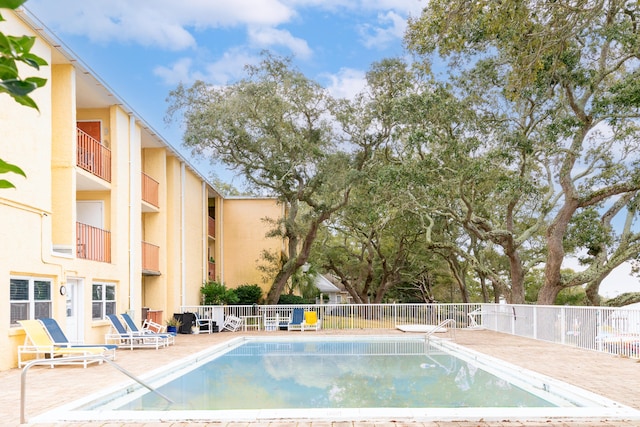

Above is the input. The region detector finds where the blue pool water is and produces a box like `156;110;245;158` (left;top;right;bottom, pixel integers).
111;339;555;410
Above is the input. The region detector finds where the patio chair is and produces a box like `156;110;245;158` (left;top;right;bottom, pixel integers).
221;315;243;332
39;317;117;359
105;314;170;350
287;308;305;331
263;312;280;331
193;311;214;333
18;320;109;368
302;311;322;331
120;312;175;345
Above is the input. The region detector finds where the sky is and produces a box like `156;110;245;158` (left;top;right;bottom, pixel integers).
23;0;424;185
21;0;640;299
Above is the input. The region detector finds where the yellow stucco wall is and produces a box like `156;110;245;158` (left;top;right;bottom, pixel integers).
221;198;283;294
0;10;281;370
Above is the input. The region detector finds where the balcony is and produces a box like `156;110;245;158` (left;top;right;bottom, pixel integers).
77;128;111;182
141;172;159;210
142;241;160;275
208;216;215;238
76;222;111;263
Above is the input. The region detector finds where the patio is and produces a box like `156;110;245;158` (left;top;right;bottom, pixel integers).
3;328;639;426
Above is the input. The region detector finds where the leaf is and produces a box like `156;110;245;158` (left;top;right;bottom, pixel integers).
0;60;19;80
24;76;47;88
0;0;27;9
0;158;26;176
0;78;38;96
0;179;17;189
21;53;48;68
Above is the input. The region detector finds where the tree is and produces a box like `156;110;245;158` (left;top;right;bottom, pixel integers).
0;0;48;188
406;0;640;304
167;53;380;304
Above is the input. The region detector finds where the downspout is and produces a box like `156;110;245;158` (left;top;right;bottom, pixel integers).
202;182;207;288
219;197;224;284
181;162;186;307
129;114;136;316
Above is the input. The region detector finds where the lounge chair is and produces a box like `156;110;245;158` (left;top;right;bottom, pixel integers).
120;312;175;345
302;311;322;331
287;308;305;331
39;317;117;359
105;314;170;350
18;320;110;368
221;315;243;332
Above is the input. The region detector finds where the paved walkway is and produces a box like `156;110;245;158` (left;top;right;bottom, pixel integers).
2;329;639;426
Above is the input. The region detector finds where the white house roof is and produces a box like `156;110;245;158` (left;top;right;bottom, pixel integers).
314;274;341;293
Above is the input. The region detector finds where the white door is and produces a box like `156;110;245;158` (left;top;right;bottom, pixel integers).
65;279;84;343
77;200;103;228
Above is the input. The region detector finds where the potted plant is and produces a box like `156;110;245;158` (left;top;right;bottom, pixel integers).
165;317;182;335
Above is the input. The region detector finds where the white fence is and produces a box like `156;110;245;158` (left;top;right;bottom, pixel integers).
180;302;640;359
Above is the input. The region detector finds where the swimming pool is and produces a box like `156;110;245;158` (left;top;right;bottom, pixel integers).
33;335;640;423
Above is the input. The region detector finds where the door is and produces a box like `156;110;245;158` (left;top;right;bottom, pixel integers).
65;279;84;343
77;121;102;143
77;200;104;228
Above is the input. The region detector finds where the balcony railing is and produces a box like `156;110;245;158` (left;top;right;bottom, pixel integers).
141;172;159;207
142;241;160;273
77;128;111;182
208;216;215;238
180;303;640;359
76;222;111;263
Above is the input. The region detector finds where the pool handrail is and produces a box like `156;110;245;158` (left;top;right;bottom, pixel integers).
20;355;174;424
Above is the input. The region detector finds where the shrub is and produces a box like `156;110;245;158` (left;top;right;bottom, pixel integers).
201;281;239;305
278;294;306;304
234;284;263;305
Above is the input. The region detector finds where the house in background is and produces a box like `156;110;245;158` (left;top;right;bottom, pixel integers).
0;8;282;371
314;274;352;304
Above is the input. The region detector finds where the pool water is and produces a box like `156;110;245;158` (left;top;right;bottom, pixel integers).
113;339;554;410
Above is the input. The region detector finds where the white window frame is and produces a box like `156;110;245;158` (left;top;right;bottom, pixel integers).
92;282;116;320
10;276;53;326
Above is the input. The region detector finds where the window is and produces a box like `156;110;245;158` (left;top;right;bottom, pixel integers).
10;277;52;326
92;282;116;320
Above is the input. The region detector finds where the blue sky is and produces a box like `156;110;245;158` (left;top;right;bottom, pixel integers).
24;0;424;184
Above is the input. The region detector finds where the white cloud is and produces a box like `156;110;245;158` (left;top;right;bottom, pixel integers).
154;49;261;86
283;0;423;16
323;68;367;100
25;0;295;50
248;27;312;59
203;49;261;85
358;11;408;50
154;58;202;86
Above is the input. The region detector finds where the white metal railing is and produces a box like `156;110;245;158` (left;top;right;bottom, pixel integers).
181;303;482;331
474;303;640;359
179;302;640;359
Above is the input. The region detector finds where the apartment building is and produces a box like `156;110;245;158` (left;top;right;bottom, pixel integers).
0;8;283;370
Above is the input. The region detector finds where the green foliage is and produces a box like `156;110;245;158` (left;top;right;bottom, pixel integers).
604;292;640;307
0;157;25;188
234;284;263;305
0;1;48;110
165;317;182;327
277;294;307;304
0;0;48;189
555;286;587;306
200;281;239;305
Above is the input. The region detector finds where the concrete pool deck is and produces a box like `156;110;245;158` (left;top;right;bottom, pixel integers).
2;328;639;426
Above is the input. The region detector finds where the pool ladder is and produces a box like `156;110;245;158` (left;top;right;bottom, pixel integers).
20;355;174;424
424;318;456;343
